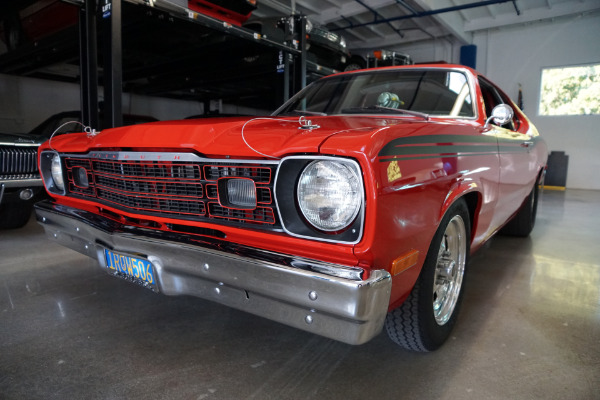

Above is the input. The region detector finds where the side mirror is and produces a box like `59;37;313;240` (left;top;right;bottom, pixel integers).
485;104;514;128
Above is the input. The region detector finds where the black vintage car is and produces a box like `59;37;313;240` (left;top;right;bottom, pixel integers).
0;132;43;228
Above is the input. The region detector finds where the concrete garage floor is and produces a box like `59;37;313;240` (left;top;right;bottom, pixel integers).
1;190;599;400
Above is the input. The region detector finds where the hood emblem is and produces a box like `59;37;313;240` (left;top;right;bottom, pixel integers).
298;116;320;131
16;138;35;143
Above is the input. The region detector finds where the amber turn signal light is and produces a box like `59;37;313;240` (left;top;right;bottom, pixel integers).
391;250;420;276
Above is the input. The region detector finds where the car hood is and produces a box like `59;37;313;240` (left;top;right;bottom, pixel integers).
0;131;42;146
41;115;463;158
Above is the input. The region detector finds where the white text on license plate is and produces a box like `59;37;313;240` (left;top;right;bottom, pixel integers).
104;249;155;287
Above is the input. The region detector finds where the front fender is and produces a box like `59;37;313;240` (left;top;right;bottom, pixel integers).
440;180;481;222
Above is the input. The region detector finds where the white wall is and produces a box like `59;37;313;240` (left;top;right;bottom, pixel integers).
0;72;272;134
0;73;206;133
473;13;600;190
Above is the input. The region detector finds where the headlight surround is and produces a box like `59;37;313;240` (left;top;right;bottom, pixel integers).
40;151;66;195
50;154;65;192
297;160;361;232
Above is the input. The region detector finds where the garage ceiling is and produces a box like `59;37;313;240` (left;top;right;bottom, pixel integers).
252;0;600;49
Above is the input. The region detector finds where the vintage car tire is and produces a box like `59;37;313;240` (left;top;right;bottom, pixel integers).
3;14;23;51
500;181;539;237
344;56;366;71
385;199;470;351
0;204;32;229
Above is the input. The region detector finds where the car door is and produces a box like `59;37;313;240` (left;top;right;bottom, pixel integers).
478;77;537;226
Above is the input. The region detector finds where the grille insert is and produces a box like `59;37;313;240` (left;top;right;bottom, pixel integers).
64;154;279;227
0;146;40;180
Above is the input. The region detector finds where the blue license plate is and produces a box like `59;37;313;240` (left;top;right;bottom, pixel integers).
103;249;156;290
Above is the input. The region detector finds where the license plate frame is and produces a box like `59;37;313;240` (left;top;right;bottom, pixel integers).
103;248;157;292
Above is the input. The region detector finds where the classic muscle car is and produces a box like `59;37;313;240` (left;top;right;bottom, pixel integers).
35;65;547;351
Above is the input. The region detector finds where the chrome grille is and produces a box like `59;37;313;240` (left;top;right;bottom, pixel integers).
0;146;40;180
63;154;279;227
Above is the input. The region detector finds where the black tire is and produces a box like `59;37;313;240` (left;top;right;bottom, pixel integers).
343;56;366;71
3;14;23;51
385;199;470;351
0;203;32;229
500;181;539;237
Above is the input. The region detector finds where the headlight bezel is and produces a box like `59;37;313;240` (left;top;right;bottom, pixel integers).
274;156;365;244
40;150;66;195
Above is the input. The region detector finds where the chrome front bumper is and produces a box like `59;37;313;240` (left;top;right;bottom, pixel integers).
35;201;392;345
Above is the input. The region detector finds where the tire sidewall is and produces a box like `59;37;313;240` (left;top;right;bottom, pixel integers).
417;199;471;350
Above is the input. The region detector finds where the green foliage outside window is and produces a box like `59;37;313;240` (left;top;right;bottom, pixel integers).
539;64;599;116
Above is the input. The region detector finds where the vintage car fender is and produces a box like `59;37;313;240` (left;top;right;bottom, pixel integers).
319;120;490;309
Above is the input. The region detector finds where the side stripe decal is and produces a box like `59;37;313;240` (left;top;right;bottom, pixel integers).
379;134;539;160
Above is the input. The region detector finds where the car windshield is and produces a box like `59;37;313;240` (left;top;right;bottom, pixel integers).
275;69;475;118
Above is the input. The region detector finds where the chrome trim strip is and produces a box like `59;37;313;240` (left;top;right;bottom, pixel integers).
67;150;280;165
0;178;43;187
0;142;40;147
35;201;391;345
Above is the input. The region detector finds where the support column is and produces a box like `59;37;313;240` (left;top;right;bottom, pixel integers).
101;0;123;128
79;0;99;130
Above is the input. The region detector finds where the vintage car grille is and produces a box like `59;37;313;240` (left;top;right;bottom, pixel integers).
0;146;40;180
63;154;279;228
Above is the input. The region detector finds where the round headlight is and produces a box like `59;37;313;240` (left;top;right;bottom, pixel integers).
51;154;65;192
297;160;361;232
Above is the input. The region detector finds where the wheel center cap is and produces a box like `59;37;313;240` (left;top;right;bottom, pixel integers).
438;258;456;280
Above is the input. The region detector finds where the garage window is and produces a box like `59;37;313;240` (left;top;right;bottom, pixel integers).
539;64;600;116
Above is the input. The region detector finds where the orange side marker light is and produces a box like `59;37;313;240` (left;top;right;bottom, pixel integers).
391;250;420;276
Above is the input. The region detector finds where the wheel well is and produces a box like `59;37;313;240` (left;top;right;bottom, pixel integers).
461;192;480;241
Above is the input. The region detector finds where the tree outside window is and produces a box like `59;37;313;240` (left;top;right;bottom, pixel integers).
539;64;599;116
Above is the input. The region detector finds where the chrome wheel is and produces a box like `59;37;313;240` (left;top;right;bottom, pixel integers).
385;199;470;351
432;215;467;326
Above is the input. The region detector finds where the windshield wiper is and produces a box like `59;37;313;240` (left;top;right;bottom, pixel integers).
292;109;327;116
341;106;429;121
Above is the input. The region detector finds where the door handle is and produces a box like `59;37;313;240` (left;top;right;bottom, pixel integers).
521;141;534;147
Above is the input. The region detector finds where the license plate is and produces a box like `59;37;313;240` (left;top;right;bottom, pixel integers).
103;249;156;291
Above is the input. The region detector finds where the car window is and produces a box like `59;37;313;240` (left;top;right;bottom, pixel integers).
478;77;516;131
276;69;475;118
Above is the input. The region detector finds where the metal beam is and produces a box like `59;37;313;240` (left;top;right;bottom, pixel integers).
412;0;473;44
355;0;405;38
101;0;123;128
319;0;399;25
79;0;99;130
331;0;514;44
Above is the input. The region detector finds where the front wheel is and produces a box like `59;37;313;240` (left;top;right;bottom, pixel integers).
0;203;32;229
3;14;24;51
385;199;470;351
343;56;366;71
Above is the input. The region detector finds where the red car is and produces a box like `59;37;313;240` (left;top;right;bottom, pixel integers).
187;0;257;26
1;0;257;50
35;65;547;351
